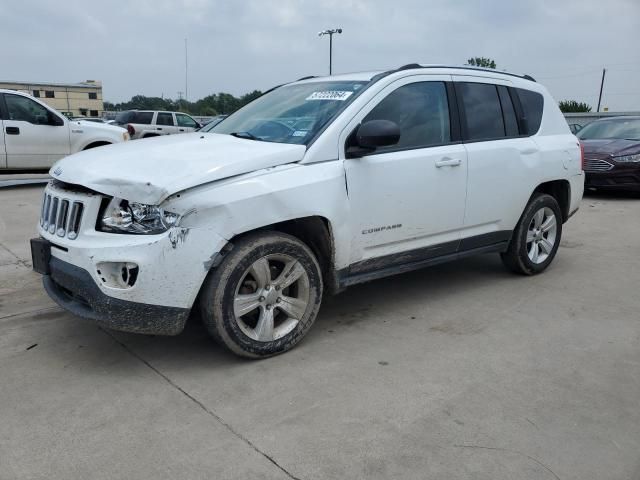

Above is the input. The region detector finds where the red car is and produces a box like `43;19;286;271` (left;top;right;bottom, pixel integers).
578;116;640;192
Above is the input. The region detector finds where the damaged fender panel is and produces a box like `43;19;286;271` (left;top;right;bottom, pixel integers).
166;161;353;270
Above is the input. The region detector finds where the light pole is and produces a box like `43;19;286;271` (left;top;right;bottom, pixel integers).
318;28;342;75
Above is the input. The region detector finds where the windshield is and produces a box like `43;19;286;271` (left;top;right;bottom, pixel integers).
211;81;368;145
577;118;640;141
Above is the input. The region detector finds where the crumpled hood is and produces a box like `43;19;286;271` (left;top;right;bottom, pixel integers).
51;133;306;204
582;139;640;156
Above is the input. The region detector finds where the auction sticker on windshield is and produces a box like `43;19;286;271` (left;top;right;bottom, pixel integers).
306;91;354;101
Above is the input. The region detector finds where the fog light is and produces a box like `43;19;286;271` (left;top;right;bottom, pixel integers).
96;262;139;289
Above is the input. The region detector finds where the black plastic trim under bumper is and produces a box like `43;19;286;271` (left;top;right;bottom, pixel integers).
43;256;190;335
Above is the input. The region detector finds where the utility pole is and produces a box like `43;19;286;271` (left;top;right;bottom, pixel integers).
185;38;188;102
597;68;606;112
318;28;342;75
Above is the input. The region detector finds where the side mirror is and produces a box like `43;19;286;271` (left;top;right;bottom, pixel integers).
347;120;401;158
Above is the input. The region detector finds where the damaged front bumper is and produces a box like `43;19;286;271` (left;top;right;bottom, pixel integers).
34;181;228;335
44;255;190;335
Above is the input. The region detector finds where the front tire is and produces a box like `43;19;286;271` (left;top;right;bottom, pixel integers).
199;232;323;358
501;194;563;275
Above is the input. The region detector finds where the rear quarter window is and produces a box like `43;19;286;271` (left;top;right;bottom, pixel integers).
516;88;544;135
133;112;154;124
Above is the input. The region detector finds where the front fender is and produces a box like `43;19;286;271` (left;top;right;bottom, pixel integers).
164;162;353;269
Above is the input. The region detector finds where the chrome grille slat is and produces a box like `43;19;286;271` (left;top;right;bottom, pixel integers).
48;198;59;234
67;202;83;240
56;200;69;237
584;158;614;172
39;190;84;241
41;194;51;228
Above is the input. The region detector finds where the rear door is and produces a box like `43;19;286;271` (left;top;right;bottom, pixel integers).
155;112;176;135
2;92;71;169
453;77;540;244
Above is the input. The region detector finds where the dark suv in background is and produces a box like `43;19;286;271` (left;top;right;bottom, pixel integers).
578;116;640;192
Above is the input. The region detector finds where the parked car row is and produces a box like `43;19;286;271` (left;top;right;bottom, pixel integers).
0;87;228;170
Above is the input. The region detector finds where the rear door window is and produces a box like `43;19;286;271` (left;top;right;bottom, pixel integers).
156;112;174;126
457;82;505;141
516;88;544;135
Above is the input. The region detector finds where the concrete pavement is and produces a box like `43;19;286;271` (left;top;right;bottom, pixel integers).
1;185;639;480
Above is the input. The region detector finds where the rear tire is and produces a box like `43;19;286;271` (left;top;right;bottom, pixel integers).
199;232;323;358
501;194;563;275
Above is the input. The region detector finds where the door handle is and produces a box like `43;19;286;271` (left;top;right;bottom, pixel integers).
157;127;163;130
179;129;185;132
6;126;20;135
435;157;462;168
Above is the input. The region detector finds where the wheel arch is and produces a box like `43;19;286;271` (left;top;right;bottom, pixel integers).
530;179;571;222
227;216;340;294
82;140;111;150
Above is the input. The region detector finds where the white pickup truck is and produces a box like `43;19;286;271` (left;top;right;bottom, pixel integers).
0;89;129;170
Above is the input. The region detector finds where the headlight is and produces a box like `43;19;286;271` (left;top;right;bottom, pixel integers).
99;198;179;234
613;153;640;163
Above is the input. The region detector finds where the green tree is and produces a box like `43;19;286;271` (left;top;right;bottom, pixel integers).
558;100;592;113
466;57;497;69
104;90;263;116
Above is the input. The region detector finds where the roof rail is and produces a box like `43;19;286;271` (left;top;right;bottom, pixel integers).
393;64;536;82
296;76;318;81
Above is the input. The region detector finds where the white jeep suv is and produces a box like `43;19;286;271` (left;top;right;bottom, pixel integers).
0;89;128;170
31;65;584;358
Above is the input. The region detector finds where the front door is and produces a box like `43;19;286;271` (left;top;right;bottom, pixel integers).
2;93;70;169
176;113;199;133
342;77;468;269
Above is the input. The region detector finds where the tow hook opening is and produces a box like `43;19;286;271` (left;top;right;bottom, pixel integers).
96;262;139;289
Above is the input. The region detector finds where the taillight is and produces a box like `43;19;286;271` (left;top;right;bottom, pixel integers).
127;124;135;136
579;142;585;170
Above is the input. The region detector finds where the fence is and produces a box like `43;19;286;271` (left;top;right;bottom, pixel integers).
564;112;640;127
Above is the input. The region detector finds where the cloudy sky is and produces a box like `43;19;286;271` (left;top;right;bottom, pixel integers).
2;0;639;110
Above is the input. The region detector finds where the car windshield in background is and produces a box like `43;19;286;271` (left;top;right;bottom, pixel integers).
577;118;640;141
211;81;368;145
199;116;228;132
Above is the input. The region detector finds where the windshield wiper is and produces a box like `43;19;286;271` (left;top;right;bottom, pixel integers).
230;131;261;141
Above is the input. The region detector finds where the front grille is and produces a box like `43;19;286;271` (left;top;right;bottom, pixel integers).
40;192;84;240
584;158;614;172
